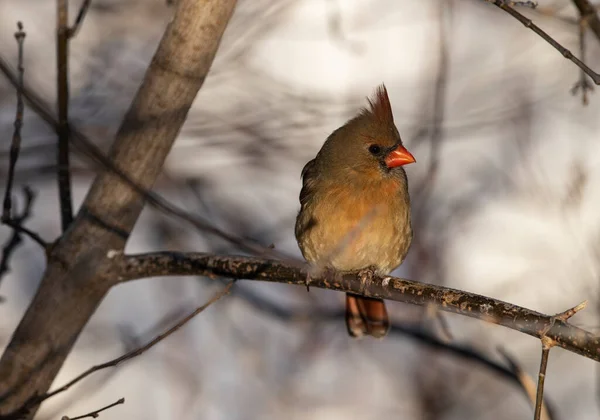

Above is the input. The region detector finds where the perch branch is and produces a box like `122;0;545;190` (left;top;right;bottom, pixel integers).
498;347;552;420
0;25;46;283
115;252;600;363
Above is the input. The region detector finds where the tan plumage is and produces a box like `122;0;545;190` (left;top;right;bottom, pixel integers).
295;85;415;338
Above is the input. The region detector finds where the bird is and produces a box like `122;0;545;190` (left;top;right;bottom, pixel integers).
295;84;415;338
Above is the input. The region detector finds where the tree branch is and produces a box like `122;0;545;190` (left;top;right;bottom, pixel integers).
62;398;124;420
0;0;238;417
67;0;92;39
486;0;600;85
115;251;600;363
2;23;26;222
571;0;600;43
2;284;232;419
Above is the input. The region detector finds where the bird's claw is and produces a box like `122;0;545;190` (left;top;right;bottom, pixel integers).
357;266;376;293
305;273;311;292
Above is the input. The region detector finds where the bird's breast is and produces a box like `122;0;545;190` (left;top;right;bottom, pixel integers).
296;178;412;274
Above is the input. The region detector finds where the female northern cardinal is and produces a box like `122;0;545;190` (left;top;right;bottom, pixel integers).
295;85;415;338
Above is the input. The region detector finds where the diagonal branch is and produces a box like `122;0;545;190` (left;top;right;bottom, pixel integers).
3;283;232;419
115;251;600;363
63;398;124;420
486;0;600;85
2;23;26;222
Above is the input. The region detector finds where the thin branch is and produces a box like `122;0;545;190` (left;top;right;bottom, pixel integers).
533;301;586;420
56;0;74;231
571;15;594;105
1;191;47;249
67;0;92;39
0;27;46;284
571;0;600;43
498;347;552;420
486;0;600;85
0;188;45;282
2;23;26;222
62;398;124;420
534;342;551;420
31;283;232;407
115;251;600;363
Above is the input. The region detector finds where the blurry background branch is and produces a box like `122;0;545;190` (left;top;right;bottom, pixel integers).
571;0;600;41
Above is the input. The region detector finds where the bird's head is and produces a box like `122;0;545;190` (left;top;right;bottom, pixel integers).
317;85;415;182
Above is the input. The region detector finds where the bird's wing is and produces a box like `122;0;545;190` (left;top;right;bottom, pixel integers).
299;158;318;207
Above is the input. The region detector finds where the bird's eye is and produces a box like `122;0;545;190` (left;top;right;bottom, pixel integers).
368;144;381;155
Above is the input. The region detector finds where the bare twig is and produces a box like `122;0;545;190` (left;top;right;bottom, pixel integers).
33;283;232;407
571;0;600;43
486;0;600;85
62;398;124;420
67;0;92;38
0;188;45;282
533;301;586;419
2;23;26;222
498;347;552;420
571;16;594;105
534;341;552;420
56;0;74;231
0;26;45;284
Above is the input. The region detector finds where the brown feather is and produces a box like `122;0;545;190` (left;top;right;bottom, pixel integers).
295;84;413;339
362;84;394;125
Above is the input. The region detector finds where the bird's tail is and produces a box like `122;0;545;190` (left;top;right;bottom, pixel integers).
345;293;389;338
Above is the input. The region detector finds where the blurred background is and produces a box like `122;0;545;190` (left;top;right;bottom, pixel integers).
1;0;600;419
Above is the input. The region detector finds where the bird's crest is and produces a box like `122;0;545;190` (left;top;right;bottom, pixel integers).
362;84;394;125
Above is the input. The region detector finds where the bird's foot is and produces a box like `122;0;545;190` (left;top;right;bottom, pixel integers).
304;272;311;292
357;266;376;294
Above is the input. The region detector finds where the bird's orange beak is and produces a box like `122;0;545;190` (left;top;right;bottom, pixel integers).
385;145;415;168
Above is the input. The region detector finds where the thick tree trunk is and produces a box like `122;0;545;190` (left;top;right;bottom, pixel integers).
0;0;237;417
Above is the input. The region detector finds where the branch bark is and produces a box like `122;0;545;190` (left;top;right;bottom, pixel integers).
115;252;600;363
0;0;237;417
